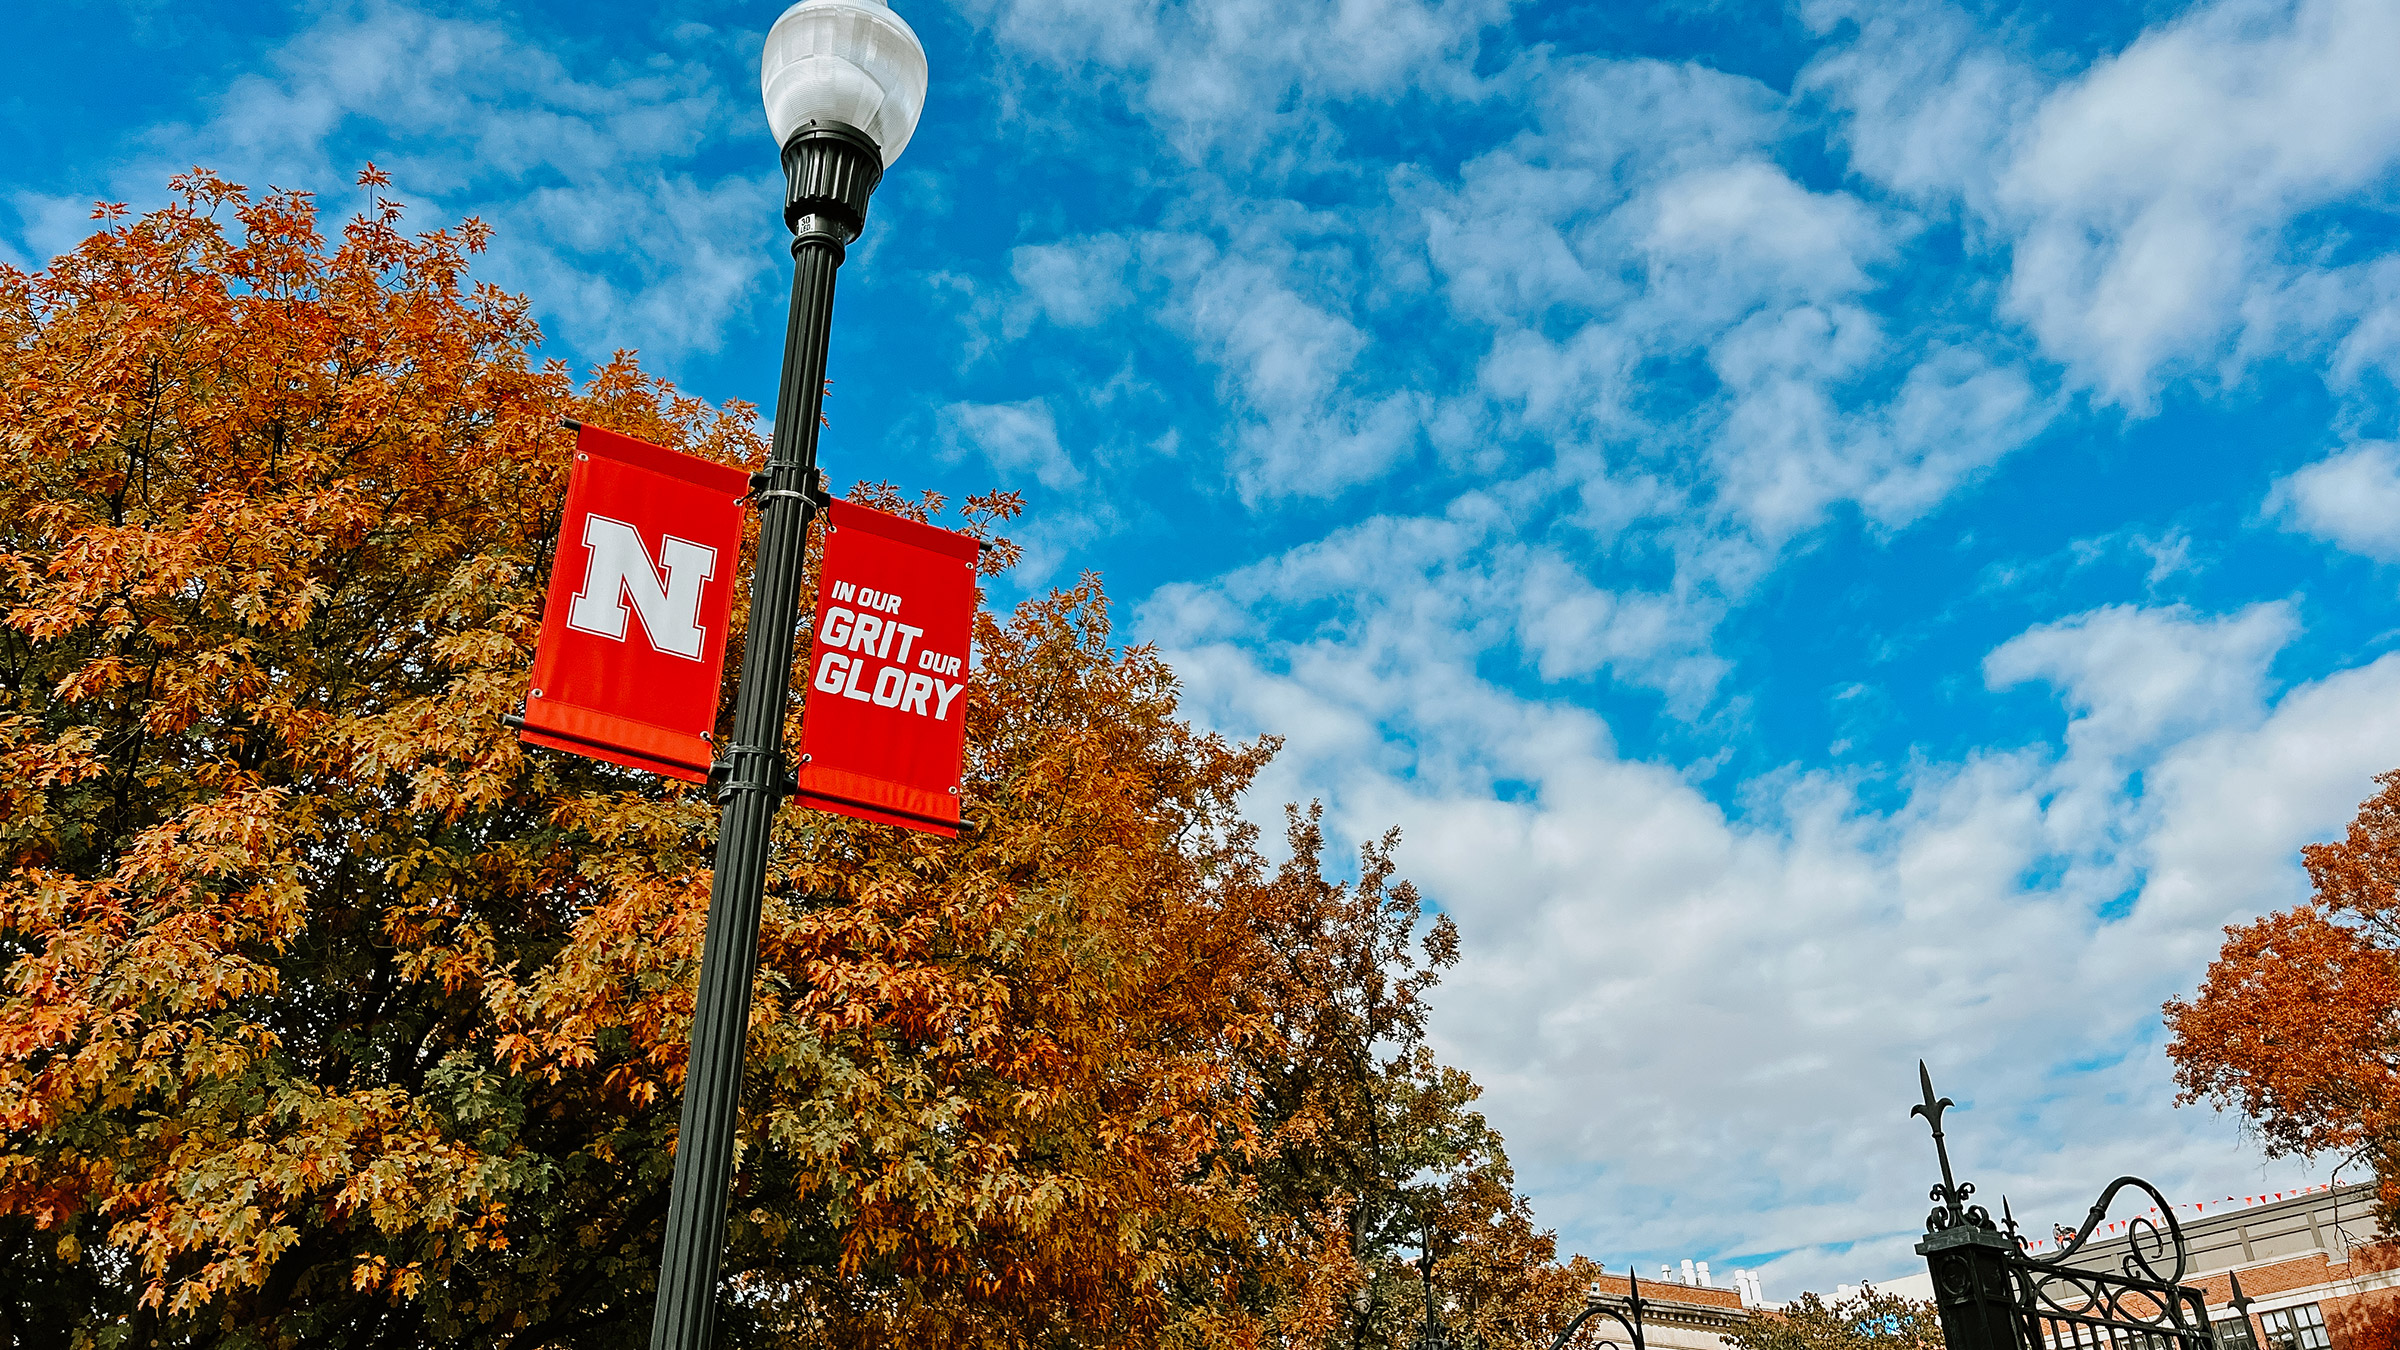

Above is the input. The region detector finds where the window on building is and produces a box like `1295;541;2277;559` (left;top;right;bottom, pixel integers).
2214;1315;2259;1350
2257;1304;2329;1350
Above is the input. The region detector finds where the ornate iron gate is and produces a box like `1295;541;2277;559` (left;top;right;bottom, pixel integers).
1911;1064;2223;1350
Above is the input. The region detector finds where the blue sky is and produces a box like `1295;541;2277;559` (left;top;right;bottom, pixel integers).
11;0;2400;1299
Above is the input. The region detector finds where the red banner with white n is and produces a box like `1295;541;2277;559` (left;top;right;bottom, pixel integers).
519;423;749;781
794;501;981;836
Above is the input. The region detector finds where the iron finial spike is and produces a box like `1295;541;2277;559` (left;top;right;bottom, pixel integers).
1911;1061;1965;1224
1912;1060;1953;1132
2229;1270;2252;1315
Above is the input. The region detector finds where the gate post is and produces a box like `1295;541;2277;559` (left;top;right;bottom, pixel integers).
1918;1223;2027;1350
1910;1062;2030;1350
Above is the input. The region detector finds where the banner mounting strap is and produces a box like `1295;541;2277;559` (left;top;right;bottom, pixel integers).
711;744;790;805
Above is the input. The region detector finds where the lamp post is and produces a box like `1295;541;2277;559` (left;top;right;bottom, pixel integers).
1414;1224;1456;1350
645;3;928;1348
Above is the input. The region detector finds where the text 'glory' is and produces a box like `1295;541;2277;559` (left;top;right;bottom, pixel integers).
813;604;964;719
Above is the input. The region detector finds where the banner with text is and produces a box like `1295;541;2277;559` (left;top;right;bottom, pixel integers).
794;500;981;836
519;423;749;782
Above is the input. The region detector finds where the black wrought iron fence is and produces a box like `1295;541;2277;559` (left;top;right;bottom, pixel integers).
1910;1064;2224;1350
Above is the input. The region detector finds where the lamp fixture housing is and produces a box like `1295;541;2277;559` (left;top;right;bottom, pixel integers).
760;0;928;164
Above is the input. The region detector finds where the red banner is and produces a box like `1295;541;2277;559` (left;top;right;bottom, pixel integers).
794;501;981;836
519;423;749;781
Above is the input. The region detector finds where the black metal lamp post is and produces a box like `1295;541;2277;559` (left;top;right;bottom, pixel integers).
645;3;928;1348
1414;1224;1457;1350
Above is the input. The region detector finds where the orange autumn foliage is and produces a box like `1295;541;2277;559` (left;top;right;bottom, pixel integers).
0;173;1565;1349
2166;770;2400;1230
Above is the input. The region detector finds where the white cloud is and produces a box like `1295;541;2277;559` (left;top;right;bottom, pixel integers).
1646;160;1893;309
938;398;1084;490
1148;230;1429;500
961;0;2398;1293
1514;555;1731;703
1009;236;1135;330
1799;0;2041;215
1810;0;2400;408
9;1;775;367
1706;339;2050;545
1144;496;1728;706
1984;603;2299;866
955;0;1518;166
2329;262;2400;391
500;175;777;358
198;4;728;183
2271;441;2400;561
1407;55;1789;334
986;41;2052;554
2004;0;2400;363
1985;603;2296;766
1850;347;2051;526
2131;652;2400;944
993;213;1435;502
1396;55;2057;590
940;396;1084;492
1154;561;2392;1291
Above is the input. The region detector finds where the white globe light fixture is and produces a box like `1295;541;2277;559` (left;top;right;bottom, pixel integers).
761;0;928;166
756;0;929;242
646;5;931;1349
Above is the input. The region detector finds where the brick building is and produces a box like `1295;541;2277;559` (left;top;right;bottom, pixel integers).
2067;1182;2397;1350
1582;1270;1752;1350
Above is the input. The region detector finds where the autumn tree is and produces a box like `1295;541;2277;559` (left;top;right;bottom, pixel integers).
1725;1288;1945;1350
0;173;1543;1349
1404;1174;1599;1350
1203;807;1587;1350
2166;770;2400;1231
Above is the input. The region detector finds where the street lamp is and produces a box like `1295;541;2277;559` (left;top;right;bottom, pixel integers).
645;3;928;1348
1415;1225;1456;1350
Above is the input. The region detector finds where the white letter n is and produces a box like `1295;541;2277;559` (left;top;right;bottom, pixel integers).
565;514;716;661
